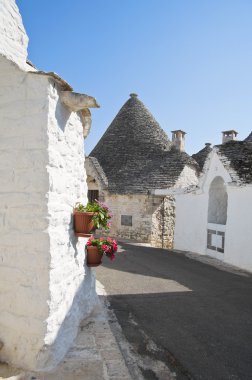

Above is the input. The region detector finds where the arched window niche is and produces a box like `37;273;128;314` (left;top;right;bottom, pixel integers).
208;176;228;225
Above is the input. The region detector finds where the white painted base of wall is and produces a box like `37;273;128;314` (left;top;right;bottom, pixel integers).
206;249;224;261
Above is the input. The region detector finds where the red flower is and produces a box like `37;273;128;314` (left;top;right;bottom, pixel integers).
101;244;110;252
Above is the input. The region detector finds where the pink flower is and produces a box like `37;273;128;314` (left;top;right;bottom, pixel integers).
101;244;110;252
86;240;92;246
98;201;109;210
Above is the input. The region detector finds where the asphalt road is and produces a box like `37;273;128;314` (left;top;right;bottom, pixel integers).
96;242;252;380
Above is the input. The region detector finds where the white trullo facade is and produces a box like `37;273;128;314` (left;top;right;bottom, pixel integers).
0;0;99;371
170;131;252;272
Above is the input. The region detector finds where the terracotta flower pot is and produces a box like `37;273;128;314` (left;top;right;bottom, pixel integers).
86;246;103;267
74;211;95;236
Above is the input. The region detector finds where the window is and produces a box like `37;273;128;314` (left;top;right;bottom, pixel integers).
88;190;99;203
121;215;132;226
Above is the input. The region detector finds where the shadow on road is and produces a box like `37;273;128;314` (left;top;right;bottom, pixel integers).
97;241;252;380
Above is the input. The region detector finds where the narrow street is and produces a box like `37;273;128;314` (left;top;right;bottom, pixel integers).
96;242;252;380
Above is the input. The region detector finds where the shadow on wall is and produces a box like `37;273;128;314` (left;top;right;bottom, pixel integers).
36;257;98;371
55;97;71;132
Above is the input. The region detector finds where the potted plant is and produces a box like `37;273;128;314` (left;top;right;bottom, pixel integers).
86;236;118;267
74;201;112;237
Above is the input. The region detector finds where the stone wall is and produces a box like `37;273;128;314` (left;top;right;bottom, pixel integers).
151;196;175;249
85;162;177;247
103;193;153;242
95;192;176;248
0;58;97;370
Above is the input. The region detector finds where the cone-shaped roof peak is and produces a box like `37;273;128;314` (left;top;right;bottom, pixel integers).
244;131;252;143
90;94;197;193
91;94;171;157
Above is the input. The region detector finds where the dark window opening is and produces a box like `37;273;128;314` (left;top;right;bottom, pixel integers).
88;190;99;203
121;215;132;226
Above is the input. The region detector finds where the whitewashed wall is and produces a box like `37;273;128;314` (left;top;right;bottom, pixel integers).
174;150;252;272
0;0;97;370
174;151;230;254
38;81;97;370
0;56;51;369
0;57;97;369
224;186;252;271
174;192;208;253
0;0;28;71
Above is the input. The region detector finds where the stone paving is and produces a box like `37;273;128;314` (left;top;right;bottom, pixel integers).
0;281;134;380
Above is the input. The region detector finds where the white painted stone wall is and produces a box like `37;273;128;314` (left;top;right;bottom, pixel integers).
37;80;97;370
174;165;198;189
0;0;28;71
0;55;51;369
0;52;97;370
224;186;252;271
174;192;208;253
174;150;252;272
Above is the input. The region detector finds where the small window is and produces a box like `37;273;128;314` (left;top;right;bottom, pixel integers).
88;190;99;203
121;215;132;226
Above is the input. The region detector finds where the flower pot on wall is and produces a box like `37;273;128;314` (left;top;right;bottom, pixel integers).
86;246;103;267
74;212;95;237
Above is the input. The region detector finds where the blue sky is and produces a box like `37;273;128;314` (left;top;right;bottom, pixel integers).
17;0;252;154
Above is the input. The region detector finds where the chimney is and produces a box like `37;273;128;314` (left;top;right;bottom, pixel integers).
222;130;238;144
171;130;186;152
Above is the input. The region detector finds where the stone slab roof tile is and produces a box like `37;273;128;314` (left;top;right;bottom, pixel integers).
90;94;199;194
216;141;252;184
244;131;252;143
192;144;213;171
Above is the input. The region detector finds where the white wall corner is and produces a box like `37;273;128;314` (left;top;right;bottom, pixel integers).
174;165;199;189
198;149;232;194
0;0;29;71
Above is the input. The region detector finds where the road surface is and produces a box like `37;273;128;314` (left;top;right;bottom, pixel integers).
96;242;252;380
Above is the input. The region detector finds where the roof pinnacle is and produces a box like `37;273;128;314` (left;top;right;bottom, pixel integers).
130;93;138;98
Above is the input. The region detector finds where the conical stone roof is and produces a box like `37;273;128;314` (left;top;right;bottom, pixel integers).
90;94;197;193
192;143;213;171
244;131;252;143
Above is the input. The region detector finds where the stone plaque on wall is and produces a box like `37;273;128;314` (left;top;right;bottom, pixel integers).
121;215;132;226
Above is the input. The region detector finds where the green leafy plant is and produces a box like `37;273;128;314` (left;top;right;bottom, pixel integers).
75;201;112;230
